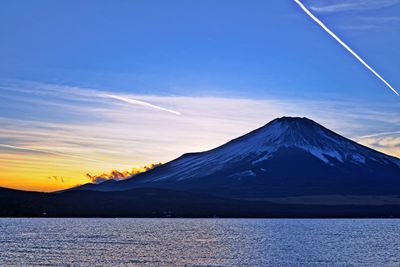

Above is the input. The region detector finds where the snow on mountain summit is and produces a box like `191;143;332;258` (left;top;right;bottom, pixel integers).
185;116;398;168
116;116;399;184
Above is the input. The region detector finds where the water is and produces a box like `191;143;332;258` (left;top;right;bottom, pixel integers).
1;218;400;266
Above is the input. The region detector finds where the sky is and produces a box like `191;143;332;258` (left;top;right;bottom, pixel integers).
0;0;399;192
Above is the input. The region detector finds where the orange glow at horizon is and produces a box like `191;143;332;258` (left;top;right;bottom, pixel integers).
0;151;160;192
1;84;399;193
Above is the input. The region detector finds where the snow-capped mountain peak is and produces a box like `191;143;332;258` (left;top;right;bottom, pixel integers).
196;116;397;167
71;117;400;199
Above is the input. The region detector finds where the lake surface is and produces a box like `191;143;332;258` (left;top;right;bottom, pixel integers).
1;218;400;266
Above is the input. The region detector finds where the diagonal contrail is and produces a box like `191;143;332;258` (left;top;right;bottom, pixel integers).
98;94;181;115
294;0;399;96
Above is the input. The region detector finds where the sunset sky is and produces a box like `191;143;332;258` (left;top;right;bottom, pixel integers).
0;0;399;192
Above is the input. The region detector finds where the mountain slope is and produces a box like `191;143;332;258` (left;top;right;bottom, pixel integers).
72;117;400;199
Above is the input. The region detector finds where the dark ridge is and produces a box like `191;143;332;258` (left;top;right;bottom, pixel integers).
2;187;400;218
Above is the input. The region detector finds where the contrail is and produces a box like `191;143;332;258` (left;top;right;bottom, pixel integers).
294;0;399;96
0;82;183;114
0;144;105;163
99;94;181;115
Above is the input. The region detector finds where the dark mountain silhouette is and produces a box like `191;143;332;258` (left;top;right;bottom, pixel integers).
71;117;400;199
2;117;400;218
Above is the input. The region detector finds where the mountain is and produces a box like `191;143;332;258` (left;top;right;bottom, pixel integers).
2;117;400;218
71;117;400;200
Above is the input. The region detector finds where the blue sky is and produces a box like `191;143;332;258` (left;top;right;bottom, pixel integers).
1;0;399;99
0;0;399;191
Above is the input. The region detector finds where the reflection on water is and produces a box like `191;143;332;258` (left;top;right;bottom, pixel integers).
1;218;400;266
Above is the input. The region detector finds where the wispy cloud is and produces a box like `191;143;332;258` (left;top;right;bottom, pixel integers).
338;25;380;31
362;16;400;23
0;144;104;163
357;131;400;139
0;80;399;191
2;81;181;116
48;176;64;183
337;16;400;31
309;0;400;13
306;1;400;31
356;132;400;158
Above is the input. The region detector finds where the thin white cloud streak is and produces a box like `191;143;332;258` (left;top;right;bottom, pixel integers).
339;25;379;31
363;16;400;23
0;82;181;115
98;93;181;115
357;130;400;139
309;0;400;13
294;0;400;96
0;144;105;163
343;16;400;31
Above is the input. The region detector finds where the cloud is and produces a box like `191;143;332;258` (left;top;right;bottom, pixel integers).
356;132;400;158
309;0;400;13
357;131;400;139
48;176;64;183
0;80;181;115
0;143;104;163
362;16;400;23
343;16;400;30
338;25;380;31
294;0;399;96
86;163;162;184
0;80;399;191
